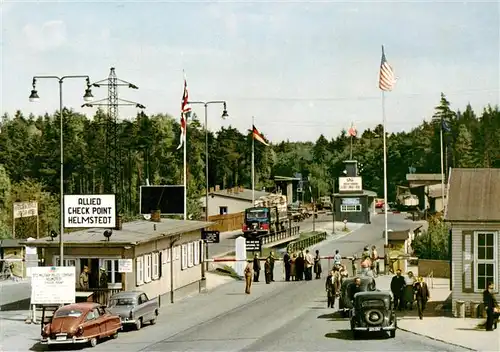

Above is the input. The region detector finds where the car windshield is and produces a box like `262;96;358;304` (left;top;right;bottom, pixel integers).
246;209;267;219
110;298;135;306
54;309;83;318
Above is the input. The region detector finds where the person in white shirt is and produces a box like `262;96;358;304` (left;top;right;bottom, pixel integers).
304;250;314;281
333;250;342;267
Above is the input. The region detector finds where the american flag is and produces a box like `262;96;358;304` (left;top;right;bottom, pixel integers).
177;72;191;150
378;45;396;92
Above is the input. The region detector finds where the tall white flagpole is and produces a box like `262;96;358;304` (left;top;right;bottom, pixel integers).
440;122;445;209
183;115;187;220
252;116;255;205
382;92;389;247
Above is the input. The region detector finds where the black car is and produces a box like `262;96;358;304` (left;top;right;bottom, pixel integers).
338;276;377;317
350;291;396;339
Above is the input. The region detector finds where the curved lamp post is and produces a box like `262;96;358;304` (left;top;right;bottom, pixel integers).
29;75;95;266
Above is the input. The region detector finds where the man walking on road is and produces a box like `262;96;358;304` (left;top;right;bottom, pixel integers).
413;276;430;319
253;253;261;282
283;251;291;282
244;260;253;294
267;252;276;282
391;269;406;311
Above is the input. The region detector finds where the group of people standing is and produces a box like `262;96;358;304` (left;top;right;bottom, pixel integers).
390;269;430;319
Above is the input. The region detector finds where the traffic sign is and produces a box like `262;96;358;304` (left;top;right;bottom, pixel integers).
201;230;220;243
245;239;261;252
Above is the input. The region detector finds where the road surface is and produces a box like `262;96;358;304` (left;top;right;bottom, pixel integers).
79;213;462;352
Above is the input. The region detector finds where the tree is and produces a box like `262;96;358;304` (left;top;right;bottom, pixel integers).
454;124;475;167
412;217;450;260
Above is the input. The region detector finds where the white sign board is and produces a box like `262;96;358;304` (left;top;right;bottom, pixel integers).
31;266;76;304
118;259;133;273
339;177;363;192
64;194;116;228
13;201;38;219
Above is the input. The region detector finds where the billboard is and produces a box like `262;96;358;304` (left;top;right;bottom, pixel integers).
140;185;185;215
339;177;363;192
13;201;38;219
64;194;116;228
31;266;76;305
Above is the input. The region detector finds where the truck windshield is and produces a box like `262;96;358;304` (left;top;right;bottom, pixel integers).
246;209;268;219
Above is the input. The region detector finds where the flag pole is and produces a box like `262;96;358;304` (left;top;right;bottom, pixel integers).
252;116;255;205
183;113;187;220
350;134;353;160
440;120;445;208
382;92;389;247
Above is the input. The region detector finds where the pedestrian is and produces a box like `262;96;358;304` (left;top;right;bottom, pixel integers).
264;258;272;284
370;245;379;276
244;260;253;293
362;246;371;261
339;264;349;283
483;282;500;331
314;249;322;279
295;252;304;281
99;267;108;288
304;250;314;281
333;249;342;268
404;271;416;310
390;269;406;311
348;277;362;303
413;276;430;320
79;266;89;290
267;252;276;282
350;254;358;276
253;253;261;282
290;253;297;281
325;269;338;308
284;251;291;281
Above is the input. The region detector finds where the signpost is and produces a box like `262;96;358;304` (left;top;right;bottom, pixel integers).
118;259;133;273
64;194;116;228
12;201;39;238
339;177;363;192
201;230;220;243
30;266;76;305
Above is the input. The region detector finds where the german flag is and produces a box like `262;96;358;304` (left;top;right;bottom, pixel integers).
252;125;269;146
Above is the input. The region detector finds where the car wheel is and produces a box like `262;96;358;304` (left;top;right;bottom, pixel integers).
390;330;396;338
135;318;142;330
150;311;158;325
89;337;98;347
112;331;119;339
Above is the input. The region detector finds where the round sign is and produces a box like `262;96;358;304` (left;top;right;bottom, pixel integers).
343;219;348;224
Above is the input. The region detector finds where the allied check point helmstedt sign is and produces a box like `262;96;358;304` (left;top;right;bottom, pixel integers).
64;194;116;228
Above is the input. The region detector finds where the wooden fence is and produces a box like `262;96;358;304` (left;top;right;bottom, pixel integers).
208;212;244;232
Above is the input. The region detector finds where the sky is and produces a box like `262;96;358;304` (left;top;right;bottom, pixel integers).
1;0;499;142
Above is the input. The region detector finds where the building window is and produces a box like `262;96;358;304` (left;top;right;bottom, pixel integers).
188;242;194;267
103;259;122;284
475;231;498;292
162;248;171;264
136;256;144;286
55;258;76;267
340;204;362;212
194;241;200;265
144;254;152;283
152;252;160;280
219;206;228;215
174;246;180;260
181;244;188;270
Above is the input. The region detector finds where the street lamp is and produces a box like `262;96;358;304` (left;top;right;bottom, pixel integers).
29;75;95;266
187;101;229;221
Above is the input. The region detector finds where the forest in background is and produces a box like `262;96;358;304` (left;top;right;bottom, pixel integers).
0;93;499;240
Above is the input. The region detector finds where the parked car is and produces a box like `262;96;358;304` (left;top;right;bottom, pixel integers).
338;276;377;317
350;291;396;339
375;200;384;209
41;302;121;348
108;291;159;330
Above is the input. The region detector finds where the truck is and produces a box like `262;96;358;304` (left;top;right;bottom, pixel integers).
242;194;289;238
395;186;419;211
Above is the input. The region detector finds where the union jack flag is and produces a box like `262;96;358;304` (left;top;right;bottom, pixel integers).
177;72;191;150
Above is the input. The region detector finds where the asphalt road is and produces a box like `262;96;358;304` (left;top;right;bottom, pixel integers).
80;213;463;352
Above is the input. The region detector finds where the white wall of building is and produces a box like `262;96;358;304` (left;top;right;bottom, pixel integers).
205;195;252;217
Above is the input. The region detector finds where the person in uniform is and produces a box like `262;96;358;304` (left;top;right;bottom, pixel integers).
252;253;261;282
79;266;89;290
483;282;499;331
370;245;379;276
314;249;322;279
413;276;430;320
390;269;406;311
283;251;291;281
99;267;108;288
244;260;253;294
264;258;272;284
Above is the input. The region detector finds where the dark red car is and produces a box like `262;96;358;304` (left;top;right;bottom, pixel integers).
41;302;121;348
375;200;385;209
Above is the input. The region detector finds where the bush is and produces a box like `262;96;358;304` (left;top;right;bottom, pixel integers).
412;220;450;260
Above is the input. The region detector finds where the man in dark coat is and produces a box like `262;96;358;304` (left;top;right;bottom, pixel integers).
253;253;261;282
325;269;340;308
295;252;305;281
264;258;272;284
483;282;499;331
283;251;291;281
391;269;406;311
267;252;276;282
348;277;362;302
413;276;430;319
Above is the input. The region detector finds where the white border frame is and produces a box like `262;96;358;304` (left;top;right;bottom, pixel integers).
473;231;498;293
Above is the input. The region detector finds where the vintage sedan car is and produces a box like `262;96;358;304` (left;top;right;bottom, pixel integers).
350;291;396;339
108;291;159;330
338;276;377;317
41;302;121;348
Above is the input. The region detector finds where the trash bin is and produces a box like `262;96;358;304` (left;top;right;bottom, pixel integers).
455;300;465;318
470;301;481;318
